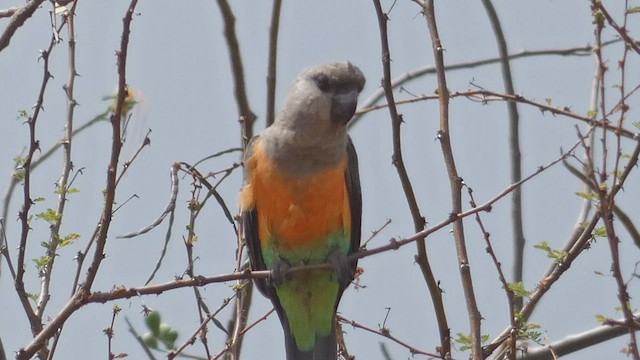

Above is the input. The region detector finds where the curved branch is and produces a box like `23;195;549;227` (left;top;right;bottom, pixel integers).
216;0;256;146
0;0;46;53
480;0;525;318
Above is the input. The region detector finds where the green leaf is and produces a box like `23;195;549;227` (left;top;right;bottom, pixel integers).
142;333;158;349
145;311;161;337
16;109;30;120
60;233;80;247
586;110;598;119
627;6;640;14
158;323;178;349
54;186;80;196
534;241;567;263
508;281;532;298
13;156;28;166
453;332;490;352
33;255;52;270
454;332;472;352
36;209;62;225
592;226;607;238
575;192;598;200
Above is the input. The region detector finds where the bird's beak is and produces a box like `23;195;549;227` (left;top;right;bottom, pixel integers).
332;89;360;125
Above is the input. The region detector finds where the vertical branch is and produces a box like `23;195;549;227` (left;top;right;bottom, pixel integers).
36;1;79;321
184;180;215;360
371;1;450;357
418;1;482;358
226;280;252;360
479;0;526;312
14;7;67;341
265;0;282;127
17;2;140;358
215;1;257;355
216;0;257;147
81;0;138;294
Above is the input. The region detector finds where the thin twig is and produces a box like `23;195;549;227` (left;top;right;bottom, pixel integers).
356;89;638;140
0;0;46;53
350;39;624;127
36;2;79;325
337;315;443;358
418;0;482;358
371;0;450;357
520;312;640;360
169;296;236;359
15;2;140;358
211;309;276;360
265;0;282;127
216;0;256;146
480;0;525;317
15;9;68;345
117;163;179;239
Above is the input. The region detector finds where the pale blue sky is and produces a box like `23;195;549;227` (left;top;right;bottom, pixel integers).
1;1;638;359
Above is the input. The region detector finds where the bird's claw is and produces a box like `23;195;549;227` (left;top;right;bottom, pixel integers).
270;259;291;287
328;251;353;286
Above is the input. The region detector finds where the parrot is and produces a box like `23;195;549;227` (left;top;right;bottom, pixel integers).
239;62;365;360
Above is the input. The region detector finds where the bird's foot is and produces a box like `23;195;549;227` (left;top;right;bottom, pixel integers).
328;250;354;286
270;259;291;287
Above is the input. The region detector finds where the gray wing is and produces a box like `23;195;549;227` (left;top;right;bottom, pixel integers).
340;136;362;293
241;135;274;298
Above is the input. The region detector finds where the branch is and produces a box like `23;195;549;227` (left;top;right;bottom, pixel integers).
15;11;67;344
356;88;638;140
350;40;624;127
419;1;482;358
592;1;640;55
480;0;525;318
0;6;20;18
371;1;450;357
81;0;138;293
36;0;79;323
519;313;640;360
337;315;443;358
216;0;256;146
265;0;282;127
0;0;46;53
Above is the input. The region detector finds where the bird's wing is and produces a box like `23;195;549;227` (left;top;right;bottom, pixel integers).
343;135;362;291
241;135;274;298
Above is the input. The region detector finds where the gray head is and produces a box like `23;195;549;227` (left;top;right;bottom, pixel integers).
275;62;365;136
264;62;365;175
265;62;365;174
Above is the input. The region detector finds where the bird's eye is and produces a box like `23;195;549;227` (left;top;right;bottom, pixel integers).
314;73;331;92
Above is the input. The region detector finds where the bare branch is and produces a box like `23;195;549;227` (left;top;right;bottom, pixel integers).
0;0;46;53
480;0;525;318
216;0;256;146
371;0;450;357
350;40;624;127
337;315;443;358
418;1;482;357
265;0;282;127
519;312;640;360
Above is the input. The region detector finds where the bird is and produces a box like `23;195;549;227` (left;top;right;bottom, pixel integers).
239;62;365;360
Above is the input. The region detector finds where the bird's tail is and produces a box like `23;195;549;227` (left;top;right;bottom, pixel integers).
283;322;337;360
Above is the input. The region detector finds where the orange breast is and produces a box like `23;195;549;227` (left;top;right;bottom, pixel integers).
241;139;351;251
